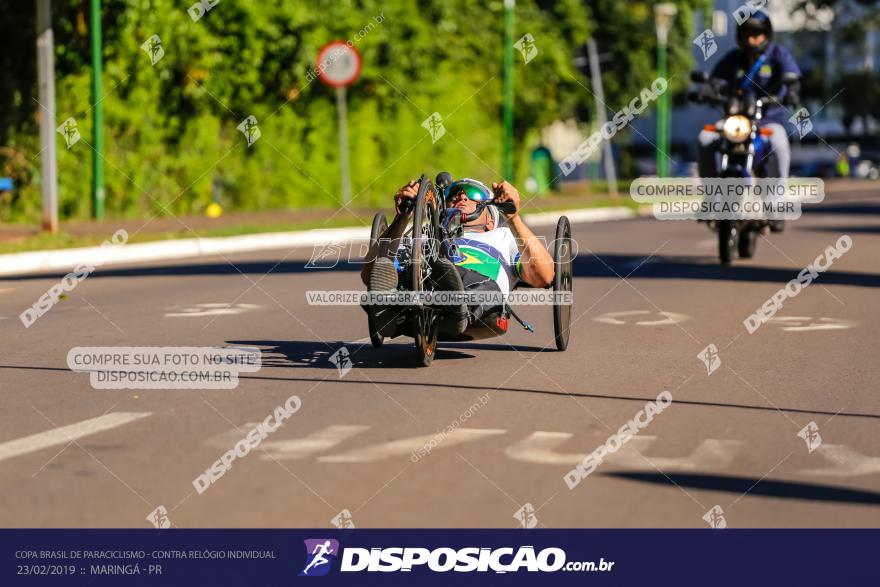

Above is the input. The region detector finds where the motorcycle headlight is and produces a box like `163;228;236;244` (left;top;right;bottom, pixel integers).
722;115;751;143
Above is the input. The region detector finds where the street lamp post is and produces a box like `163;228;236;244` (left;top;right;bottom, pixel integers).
654;3;677;178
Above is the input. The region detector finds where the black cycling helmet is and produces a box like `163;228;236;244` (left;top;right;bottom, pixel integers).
737;10;773;57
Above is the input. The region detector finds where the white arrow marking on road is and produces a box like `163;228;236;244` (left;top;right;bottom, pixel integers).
505;433;742;470
165;303;261;318
505;431;591;465
768;317;858;332
799;444;880;477
319;428;507;463
593;310;691;326
259;425;370;461
0;412;151;463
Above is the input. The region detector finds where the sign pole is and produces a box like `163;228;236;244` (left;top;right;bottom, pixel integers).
316;41;360;209
336;86;351;206
587;38;618;199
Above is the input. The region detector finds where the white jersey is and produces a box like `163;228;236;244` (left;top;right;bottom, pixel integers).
451;227;522;295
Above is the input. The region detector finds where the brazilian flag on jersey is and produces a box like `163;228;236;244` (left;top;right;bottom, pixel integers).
454;245;503;281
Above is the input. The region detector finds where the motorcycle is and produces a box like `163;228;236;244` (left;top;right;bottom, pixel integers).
688;70;799;264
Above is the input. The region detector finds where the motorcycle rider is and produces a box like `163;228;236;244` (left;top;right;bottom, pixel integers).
697;10;802;232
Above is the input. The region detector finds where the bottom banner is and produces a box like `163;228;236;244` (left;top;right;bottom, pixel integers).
2;529;875;585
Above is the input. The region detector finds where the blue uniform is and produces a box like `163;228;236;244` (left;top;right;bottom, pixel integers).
710;42;801;127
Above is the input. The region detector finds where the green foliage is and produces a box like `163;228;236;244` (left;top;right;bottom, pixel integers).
0;0;702;222
584;0;712;105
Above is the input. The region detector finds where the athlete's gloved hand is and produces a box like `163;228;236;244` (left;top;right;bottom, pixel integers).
492;181;521;218
394;180;419;216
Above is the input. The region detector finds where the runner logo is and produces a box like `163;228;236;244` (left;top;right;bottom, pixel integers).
693;29;718;61
56;117;81;149
703;505;727;529
798;421;822;453
141;35;165;65
513;503;538;528
422;112;446;143
329;346;353;378
237;115;261;146
514;33;538;64
697;343;721;375
789;107;813;139
146;505;172;529
300;539;339;577
330;509;356;529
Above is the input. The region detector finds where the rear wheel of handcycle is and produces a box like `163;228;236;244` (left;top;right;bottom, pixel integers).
410;178;441;366
367;212;389;348
718;220;737;265
553;216;573;351
737;226;757;259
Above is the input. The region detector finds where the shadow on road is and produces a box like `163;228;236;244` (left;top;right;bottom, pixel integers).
606;471;880;506
227;339;551;370
573;254;880;288
801;225;880;235
1;361;879;422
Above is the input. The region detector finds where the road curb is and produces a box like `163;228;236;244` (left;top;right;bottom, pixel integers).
0;206;639;277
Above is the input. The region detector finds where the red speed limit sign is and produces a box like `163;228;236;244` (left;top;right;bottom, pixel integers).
316;41;362;88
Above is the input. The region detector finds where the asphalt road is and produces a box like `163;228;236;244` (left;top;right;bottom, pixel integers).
1;183;878;529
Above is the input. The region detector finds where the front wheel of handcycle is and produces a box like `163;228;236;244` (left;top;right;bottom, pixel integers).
367;212;389;348
410;177;441;366
553;216;573;351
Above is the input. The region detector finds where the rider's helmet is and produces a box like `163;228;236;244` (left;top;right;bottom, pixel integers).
736;10;773;58
442;178;494;203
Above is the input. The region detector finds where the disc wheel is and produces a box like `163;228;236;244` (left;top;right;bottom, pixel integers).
410;178;440;366
738;226;757;259
553;216;573;351
718;220;737;265
367;212;389;348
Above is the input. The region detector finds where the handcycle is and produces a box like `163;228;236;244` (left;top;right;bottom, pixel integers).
366;173;573;366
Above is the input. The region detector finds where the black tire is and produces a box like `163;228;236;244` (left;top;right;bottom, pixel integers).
410;178;440;366
718;220;737;265
738;227;757;259
553;216;573;351
367;212;388;348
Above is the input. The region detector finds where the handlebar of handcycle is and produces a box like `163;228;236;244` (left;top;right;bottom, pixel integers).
398;180;517;220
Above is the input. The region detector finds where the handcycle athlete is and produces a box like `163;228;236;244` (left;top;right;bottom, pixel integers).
360;176;556;343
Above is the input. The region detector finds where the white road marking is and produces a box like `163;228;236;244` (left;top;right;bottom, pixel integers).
259;425;370;461
768;317;858;332
318;428;507;463
593;310;691;326
0;412;151;463
799;444;880;477
505;432;743;470
165;303;261;318
504;431;590;465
